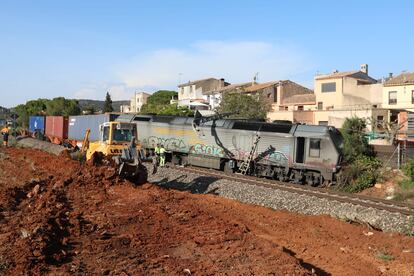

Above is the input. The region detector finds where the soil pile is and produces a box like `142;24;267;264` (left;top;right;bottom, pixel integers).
0;148;309;275
1;147;414;275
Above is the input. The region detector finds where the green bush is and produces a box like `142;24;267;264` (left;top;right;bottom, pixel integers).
341;117;372;162
337;155;382;193
395;159;414;201
402;159;414;181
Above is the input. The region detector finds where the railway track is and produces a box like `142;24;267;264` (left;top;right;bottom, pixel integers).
170;165;414;216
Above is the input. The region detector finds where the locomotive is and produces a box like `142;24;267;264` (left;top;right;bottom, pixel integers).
133;115;343;186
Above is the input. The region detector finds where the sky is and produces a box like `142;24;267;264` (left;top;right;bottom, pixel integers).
1;0;414;107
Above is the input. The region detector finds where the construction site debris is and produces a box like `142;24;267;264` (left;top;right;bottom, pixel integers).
16;137;67;155
0;147;413;275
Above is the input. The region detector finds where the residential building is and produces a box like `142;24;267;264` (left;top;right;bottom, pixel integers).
120;105;132;113
241;80;314;123
130;92;151;113
178;78;228;110
276;93;316;124
383;72;414;112
382;72;414;141
203;82;254;110
313;64;385;129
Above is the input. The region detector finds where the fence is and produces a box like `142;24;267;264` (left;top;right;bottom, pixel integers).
373;142;414;169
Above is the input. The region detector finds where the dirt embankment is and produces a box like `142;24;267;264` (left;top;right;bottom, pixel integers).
0;147;413;275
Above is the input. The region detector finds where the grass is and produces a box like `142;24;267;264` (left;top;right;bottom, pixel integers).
376;252;394;261
399;179;414;189
393;179;414;202
0;255;9;273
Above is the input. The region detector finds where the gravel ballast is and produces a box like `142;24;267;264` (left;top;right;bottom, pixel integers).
147;164;414;234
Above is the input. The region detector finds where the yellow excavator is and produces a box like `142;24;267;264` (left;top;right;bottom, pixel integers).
84;121;147;184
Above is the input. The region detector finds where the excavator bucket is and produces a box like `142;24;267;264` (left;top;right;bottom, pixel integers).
114;139;148;185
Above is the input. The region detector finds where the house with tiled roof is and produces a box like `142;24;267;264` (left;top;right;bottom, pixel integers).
203;82;254;110
383;72;414;110
313;64;387;129
177;78;229;110
244;80;315;124
381;72;414;141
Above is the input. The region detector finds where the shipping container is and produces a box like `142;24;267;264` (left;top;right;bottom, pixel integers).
29;116;45;134
68;114;119;141
45;116;68;140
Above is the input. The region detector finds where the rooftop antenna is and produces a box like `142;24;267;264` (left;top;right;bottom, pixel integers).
253;72;259;84
178;73;183;85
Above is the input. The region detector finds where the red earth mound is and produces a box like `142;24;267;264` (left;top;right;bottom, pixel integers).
1;147;414;275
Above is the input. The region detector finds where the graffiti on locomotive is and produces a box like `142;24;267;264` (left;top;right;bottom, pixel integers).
190;143;224;157
146;136;187;151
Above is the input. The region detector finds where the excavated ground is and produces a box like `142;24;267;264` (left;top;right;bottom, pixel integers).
0;147;413;275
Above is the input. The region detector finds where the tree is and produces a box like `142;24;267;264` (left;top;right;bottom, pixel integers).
216;92;271;120
14;99;49;127
82;105;96;115
147;90;177;105
14;97;81;127
368;116;405;144
103;92;113;113
139;90;193;116
45;97;81;116
337;117;381;192
341;117;372;162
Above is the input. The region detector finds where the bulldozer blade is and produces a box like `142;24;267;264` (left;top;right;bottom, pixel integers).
117;161;148;185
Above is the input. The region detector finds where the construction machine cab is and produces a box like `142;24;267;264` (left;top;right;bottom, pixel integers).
85;121;147;184
86;122;138;160
100;122;137;145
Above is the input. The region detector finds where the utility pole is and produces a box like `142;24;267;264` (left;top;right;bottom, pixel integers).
178;73;183;85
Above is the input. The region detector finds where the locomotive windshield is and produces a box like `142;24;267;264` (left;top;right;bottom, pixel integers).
329;127;343;153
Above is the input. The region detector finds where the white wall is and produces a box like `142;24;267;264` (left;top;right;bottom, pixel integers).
382;84;414;110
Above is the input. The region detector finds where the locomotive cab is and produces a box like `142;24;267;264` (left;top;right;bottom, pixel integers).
292;125;343;185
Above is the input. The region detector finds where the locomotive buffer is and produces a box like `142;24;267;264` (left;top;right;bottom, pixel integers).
238;133;261;175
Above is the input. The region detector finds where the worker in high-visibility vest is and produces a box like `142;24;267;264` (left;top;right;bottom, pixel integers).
159;145;166;167
152;144;161;174
1;127;9;147
154;144;161;164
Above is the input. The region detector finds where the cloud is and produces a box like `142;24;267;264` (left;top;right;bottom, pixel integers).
73;40;315;100
117;40;314;89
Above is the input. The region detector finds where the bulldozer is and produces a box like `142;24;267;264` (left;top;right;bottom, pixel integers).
85;121;148;184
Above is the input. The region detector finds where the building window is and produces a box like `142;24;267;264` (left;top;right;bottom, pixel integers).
412;91;414;104
321;82;336;93
273;89;277;103
297;105;304;111
318;121;328;126
388;91;397;105
317;102;323;110
309;138;321;158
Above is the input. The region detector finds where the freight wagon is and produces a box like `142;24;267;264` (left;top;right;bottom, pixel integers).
29;116;46;137
45;116;69;144
134;115;343;185
68;114;119;147
26;114;120;148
